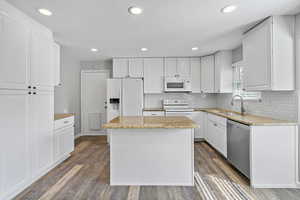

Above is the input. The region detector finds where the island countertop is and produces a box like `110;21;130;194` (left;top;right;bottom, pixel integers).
103;116;198;129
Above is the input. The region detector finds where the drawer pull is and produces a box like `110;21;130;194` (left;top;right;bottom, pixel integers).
214;123;218;127
64;121;69;124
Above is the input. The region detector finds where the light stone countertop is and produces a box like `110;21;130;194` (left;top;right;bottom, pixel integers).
54;113;75;121
103;116;198;129
194;108;297;126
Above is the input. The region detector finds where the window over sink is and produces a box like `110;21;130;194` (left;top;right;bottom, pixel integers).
232;61;261;100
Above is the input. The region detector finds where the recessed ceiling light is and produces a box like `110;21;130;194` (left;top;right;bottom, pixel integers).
38;8;53;16
192;47;199;51
91;48;99;52
221;5;237;13
141;48;148;52
128;6;143;15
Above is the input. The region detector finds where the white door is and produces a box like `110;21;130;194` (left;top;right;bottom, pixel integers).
31;30;54;90
122;79;143;116
165;58;177;77
0;90;31;197
81;70;110;135
0;13;30;90
144;58;164;93
30;91;54;178
177;58;191;77
113;59;128;78
201;55;215;93
243;18;272;90
190;57;201;93
128;58;143;78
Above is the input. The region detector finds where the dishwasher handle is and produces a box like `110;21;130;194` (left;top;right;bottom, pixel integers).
227;120;250;130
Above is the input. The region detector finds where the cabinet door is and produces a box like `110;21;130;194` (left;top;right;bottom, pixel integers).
0;14;30;90
128;58;143;78
190;58;201;93
59;127;74;157
31;30;54;90
206;119;216;147
191;112;204;139
30;91;54;178
177;58;191;77
0;90;30;197
201;55;215;93
214;124;227;157
53;43;61;86
243;18;272;90
144;58;164;93
113;59;128;78
165;58;177;77
214;51;233;93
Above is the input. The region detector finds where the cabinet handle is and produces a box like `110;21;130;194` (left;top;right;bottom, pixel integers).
28;92;32;95
64;121;69;124
33;92;37;95
33;86;36;89
28;86;31;89
214;123;217;127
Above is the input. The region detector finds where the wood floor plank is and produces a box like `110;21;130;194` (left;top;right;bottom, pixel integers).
13;136;300;200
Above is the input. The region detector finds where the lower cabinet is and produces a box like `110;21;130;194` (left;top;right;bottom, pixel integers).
206;114;227;157
54;116;75;163
190;111;205;140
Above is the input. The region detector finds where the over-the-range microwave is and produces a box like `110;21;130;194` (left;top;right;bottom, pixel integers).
164;77;192;92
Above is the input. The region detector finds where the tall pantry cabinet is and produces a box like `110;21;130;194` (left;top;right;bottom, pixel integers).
0;1;56;200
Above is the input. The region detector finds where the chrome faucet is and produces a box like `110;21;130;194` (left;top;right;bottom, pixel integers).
231;95;246;115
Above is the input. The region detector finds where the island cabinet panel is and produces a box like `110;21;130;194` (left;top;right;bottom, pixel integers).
143;58;164;93
110;128;194;186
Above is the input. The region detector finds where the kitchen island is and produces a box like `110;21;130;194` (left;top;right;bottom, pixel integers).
103;116;198;186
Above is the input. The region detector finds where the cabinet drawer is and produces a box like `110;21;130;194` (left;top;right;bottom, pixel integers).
143;111;165;116
207;113;227;126
54;116;74;130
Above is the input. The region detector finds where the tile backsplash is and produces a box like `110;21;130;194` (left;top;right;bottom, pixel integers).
217;91;298;121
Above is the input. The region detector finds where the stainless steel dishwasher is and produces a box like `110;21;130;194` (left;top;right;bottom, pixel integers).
227;120;250;178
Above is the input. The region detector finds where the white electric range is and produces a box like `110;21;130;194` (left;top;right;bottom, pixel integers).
163;99;194;118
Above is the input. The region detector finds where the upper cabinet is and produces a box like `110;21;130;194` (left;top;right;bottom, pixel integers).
243;16;295;91
113;58;143;78
164;57;191;77
214;50;233;93
190;57;201;93
53;43;61;86
0;13;30;90
128;58;143;78
0;11;54;91
201;55;215;93
144;58;164;93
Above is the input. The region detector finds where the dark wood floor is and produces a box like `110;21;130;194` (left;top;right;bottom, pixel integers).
14;136;300;200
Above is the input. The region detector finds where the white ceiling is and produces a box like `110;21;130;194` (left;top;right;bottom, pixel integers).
7;0;300;61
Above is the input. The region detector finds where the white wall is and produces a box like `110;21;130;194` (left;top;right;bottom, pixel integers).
54;47;112;136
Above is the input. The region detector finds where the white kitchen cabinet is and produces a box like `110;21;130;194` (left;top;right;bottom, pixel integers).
143;111;165;116
144;58;164;93
243;16;295;91
128;58;143;78
0;13;30;90
201;55;215;93
113;58;128;78
165;58;177;77
30;91;54;179
54;124;74;163
177;58;191;77
190;57;201;93
53;42;61;86
214;51;233;93
0;90;31;199
165;57;191;77
30;29;54;90
206;113;227;157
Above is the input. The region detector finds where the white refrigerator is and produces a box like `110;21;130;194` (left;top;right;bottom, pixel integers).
107;78;144;122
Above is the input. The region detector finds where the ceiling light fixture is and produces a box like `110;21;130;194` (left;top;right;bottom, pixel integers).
192;47;199;51
128;6;143;15
91;48;99;52
221;5;237;13
38;8;53;16
141;48;148;52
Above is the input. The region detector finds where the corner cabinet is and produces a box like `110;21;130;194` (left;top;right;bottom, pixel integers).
190;58;201;93
243;16;295;91
214;51;233;93
143;58;164;93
